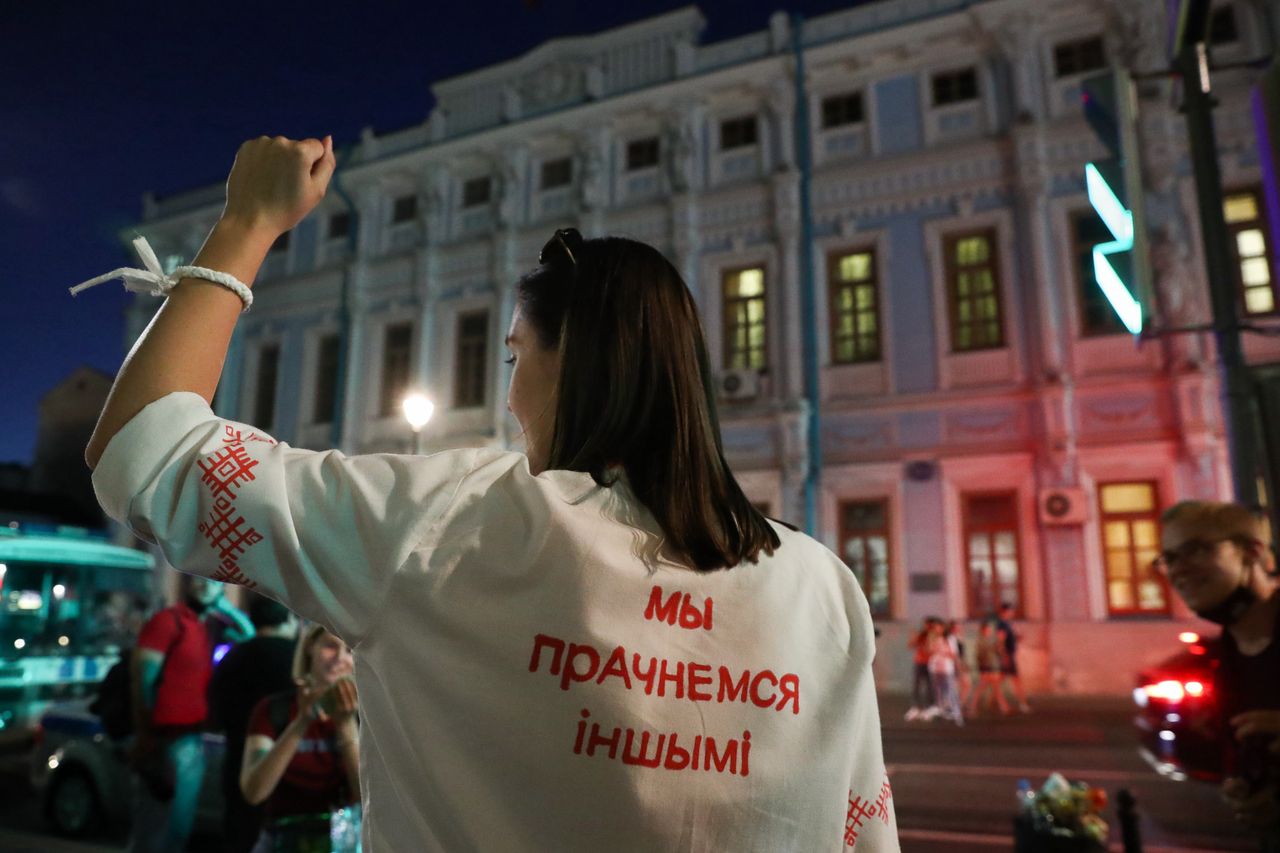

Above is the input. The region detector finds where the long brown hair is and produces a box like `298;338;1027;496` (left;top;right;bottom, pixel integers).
516;232;779;571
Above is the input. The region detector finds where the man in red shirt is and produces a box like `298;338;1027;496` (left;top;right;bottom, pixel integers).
128;574;252;853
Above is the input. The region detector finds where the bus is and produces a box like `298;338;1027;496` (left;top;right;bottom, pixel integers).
0;523;154;742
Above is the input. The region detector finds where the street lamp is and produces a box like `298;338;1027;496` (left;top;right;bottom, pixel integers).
401;392;435;455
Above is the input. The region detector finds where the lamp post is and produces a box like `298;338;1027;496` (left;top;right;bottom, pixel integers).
401;392;435;455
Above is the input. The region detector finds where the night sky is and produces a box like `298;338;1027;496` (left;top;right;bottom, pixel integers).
2;0;865;466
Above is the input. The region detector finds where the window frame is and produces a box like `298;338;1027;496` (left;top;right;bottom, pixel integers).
719;115;758;151
539;157;573;191
1071;209;1128;337
625;137;660;171
820;92;865;130
943;228;1006;352
1052;35;1107;78
462;176;491;209
1224;186;1277;317
252;342;281;431
311;333;341;426
721;264;769;371
327;211;350;241
1097;480;1170;617
827;247;882;364
377;321;414;418
392;194;418;224
837;498;892;618
452;310;489;410
961;491;1024;619
931;67;979;107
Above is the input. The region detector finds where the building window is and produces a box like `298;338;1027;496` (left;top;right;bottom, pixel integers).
931;68;978;106
839;500;891;618
1072;210;1127;336
963;492;1022;618
392;194;418;224
722;266;767;370
626;137;660;171
540;158;573;190
453;311;489;409
328;212;350;240
253;343;280;430
378;322;413;418
821;92;864;129
829;249;881;363
945;230;1004;351
1210;5;1239;45
1224;189;1276;315
1099;482;1168;615
1053;36;1107;77
269;231;290;254
719;115;758;150
462;177;491;208
312;334;340;425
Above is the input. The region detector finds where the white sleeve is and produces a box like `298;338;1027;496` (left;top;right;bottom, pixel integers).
92;391;506;644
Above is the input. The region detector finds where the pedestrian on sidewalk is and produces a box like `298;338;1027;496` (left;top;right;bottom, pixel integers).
82;135;899;851
965;620;1010;717
1158;500;1280;852
995;602;1031;713
948;619;972;707
926;618;963;725
906;617;937;721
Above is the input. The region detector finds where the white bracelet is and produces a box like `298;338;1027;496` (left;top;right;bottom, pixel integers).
68;236;253;312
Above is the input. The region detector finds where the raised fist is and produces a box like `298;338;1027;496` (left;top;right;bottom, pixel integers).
222;135;336;238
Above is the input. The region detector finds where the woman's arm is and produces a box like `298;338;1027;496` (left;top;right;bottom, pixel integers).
85;136;334;471
240;718;307;806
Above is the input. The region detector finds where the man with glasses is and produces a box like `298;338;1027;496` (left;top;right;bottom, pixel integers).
1159;501;1280;851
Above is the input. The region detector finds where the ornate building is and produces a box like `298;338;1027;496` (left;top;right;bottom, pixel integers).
126;0;1279;693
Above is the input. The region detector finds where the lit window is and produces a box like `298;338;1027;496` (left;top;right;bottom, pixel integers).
723;267;767;370
1099;482;1168;615
945;230;1004;351
829;249;881;363
1224;189;1275;315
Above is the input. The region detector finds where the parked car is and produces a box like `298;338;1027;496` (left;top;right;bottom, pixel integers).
29;698;226;837
1132;631;1224;783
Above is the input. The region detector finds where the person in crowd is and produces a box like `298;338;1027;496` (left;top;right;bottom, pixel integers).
128;574;253;853
1158;501;1280;851
926;618;962;726
965;620;1011;717
240;624;360;852
994;602;1031;713
905;617;938;721
209;594;300;853
947;619;971;706
82;136;898;850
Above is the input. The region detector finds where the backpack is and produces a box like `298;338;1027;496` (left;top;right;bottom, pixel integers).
90;610;185;740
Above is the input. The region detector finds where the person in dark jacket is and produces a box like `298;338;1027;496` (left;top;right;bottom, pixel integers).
208;594;299;853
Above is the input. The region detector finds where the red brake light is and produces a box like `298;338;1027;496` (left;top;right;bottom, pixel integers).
1143;680;1186;702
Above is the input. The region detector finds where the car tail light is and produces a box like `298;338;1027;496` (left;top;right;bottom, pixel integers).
1141;679;1211;704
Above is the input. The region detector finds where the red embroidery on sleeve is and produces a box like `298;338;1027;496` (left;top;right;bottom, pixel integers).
197;495;263;590
844;793;874;848
221;425;277;447
198;445;260;499
873;776;893;823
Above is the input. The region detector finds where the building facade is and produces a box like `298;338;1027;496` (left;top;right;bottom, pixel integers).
125;0;1280;693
